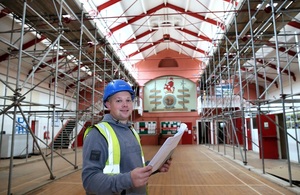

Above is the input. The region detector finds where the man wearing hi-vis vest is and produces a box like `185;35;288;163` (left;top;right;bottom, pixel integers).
82;79;172;195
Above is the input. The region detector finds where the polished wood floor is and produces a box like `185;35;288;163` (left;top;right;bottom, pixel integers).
1;145;299;195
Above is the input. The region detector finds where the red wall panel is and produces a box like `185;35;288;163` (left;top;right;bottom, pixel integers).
258;114;279;159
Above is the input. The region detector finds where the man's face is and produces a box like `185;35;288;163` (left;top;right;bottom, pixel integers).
105;91;133;123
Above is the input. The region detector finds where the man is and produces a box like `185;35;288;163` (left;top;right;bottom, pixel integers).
82;79;171;195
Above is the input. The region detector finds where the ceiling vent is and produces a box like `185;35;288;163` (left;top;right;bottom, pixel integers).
158;57;178;67
163;34;170;41
150;17;182;29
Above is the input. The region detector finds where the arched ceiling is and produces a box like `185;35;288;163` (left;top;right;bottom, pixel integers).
0;0;299;91
84;0;236;67
82;0;300;88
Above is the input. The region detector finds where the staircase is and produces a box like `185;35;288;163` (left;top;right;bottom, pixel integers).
53;120;76;149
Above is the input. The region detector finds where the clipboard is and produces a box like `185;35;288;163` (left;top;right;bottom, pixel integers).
148;123;187;173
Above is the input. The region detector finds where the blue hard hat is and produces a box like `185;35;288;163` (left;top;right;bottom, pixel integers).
103;79;135;104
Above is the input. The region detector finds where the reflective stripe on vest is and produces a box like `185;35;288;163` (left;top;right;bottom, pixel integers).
84;122;145;174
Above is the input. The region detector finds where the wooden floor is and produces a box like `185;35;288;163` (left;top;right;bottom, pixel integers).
0;145;299;195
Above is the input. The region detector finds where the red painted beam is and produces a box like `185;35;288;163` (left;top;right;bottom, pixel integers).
23;35;47;51
65;75;92;93
110;3;223;33
51;65;80;84
128;39;162;58
241;67;278;88
177;28;212;42
256;59;296;81
277;46;297;57
257;73;278;88
128;36;206;58
169;37;206;54
120;29;157;48
288;21;300;29
265;41;297;57
0;35;47;62
0;8;11;18
27;55;65;77
223;0;238;7
166;3;224;30
110;4;165;33
97;0;121;12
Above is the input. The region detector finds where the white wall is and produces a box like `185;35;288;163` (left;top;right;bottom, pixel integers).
251;128;260;153
287;129;300;163
0;69;77;149
250;120;300;163
266;65;300;100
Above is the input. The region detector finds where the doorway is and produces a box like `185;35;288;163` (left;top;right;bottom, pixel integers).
198;121;210;144
31;120;39;154
217;122;226;144
181;122;193;144
258;114;279;159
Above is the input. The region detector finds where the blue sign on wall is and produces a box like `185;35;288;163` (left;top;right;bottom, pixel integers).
215;84;233;97
15;117;27;134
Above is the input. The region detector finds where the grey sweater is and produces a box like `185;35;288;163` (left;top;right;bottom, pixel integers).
82;114;146;195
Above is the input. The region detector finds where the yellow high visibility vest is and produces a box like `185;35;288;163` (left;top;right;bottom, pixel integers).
84;122;145;174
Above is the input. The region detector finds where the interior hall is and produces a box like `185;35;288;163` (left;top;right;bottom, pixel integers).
0;0;300;194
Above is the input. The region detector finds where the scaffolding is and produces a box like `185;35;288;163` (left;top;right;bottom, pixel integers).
0;0;138;194
200;0;300;188
0;0;300;194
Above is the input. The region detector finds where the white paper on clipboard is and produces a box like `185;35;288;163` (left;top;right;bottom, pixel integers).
148;123;187;173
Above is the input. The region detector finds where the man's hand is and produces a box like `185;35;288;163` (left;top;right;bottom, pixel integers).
159;158;172;172
131;166;152;187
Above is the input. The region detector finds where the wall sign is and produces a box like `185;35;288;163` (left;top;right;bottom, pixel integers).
161;121;181;134
134;121;157;134
143;76;196;112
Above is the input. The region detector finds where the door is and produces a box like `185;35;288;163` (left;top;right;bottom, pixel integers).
246;118;252;150
198;121;210;144
31;120;39;153
258;114;279;159
181;122;193;144
235;118;244;146
217;122;226;144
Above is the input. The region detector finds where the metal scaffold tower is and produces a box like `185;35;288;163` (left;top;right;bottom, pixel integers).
199;0;300;188
0;0;138;194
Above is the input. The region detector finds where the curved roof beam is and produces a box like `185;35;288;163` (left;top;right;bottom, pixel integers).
257;73;278;88
177;28;212;43
288;21;300;29
110;4;165;33
65;75;92;93
128;39;163;58
167;3;225;30
256;58;296;81
97;0;121;12
120;29;157;48
27;55;65;76
169;37;206;55
240;67;278;88
0;35;46;62
265;41;297;57
223;0;238;6
0;8;11;18
110;3;223;33
128;36;206;58
50;65;82;84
